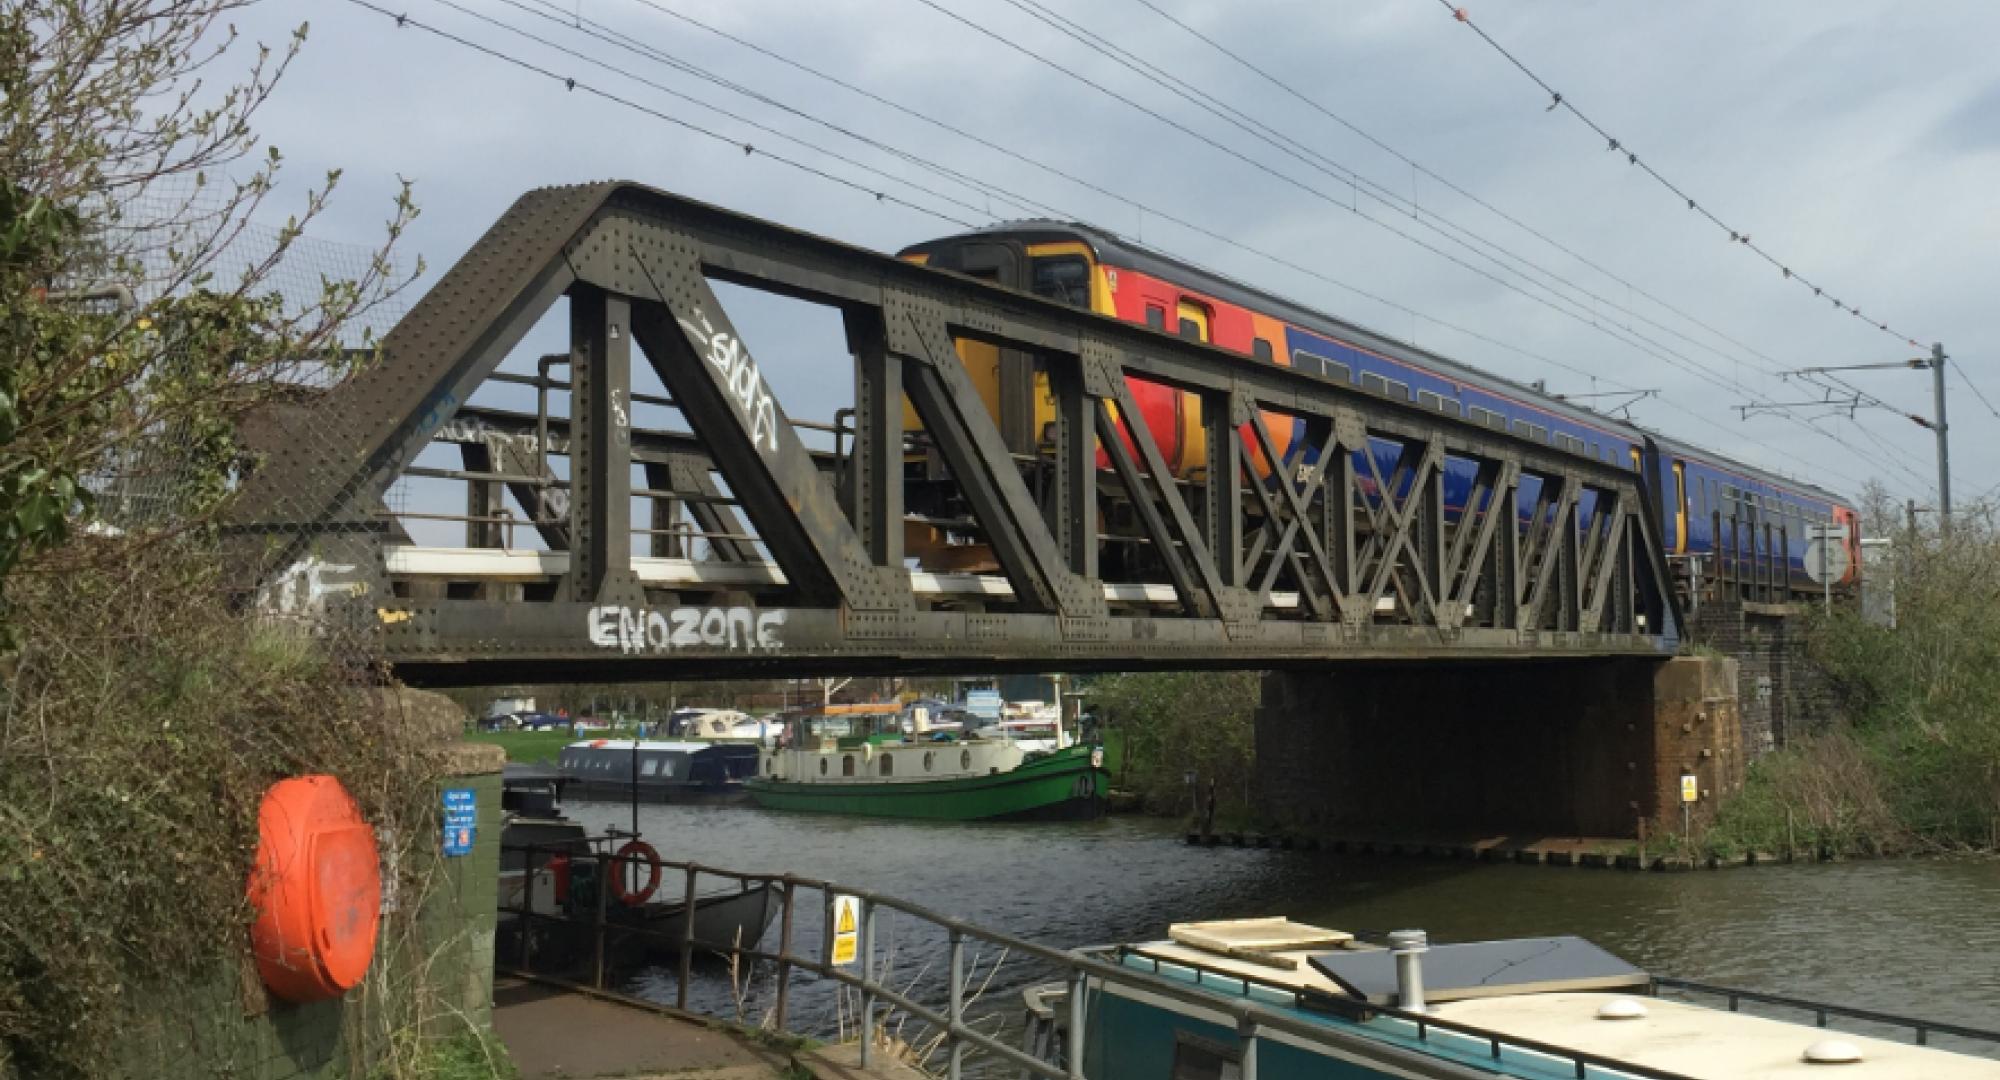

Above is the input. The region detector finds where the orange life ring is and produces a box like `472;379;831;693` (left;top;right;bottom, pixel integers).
245;775;382;1003
546;853;572;906
610;839;662;907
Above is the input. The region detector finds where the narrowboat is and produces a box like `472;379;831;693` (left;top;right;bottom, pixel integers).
746;703;1109;821
1019;916;2000;1078
557;739;760;804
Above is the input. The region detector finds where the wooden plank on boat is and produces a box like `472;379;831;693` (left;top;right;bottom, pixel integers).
1167;916;1352;968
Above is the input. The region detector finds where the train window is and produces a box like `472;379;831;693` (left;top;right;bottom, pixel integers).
1469;407;1495;426
1178;300;1210;342
1588;442;1600;459
1326;359;1351;383
1511;419;1532;438
1441;400;1463;419
1487;412;1509;432
1362;372;1391;396
1029;256;1091;307
1418;390;1444;411
1529;424;1549;443
1290;349;1324;377
1178;317;1201;339
1145;304;1166;330
1387;380;1411;401
1253;338;1273;362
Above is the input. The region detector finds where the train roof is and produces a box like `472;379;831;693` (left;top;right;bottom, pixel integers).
901;221;1851;507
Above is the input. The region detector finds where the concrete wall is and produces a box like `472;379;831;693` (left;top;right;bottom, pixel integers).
1253;656;1740;840
112;704;504;1079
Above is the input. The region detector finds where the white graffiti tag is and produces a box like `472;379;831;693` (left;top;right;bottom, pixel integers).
587;605;787;655
258;556;370;617
676;309;781;453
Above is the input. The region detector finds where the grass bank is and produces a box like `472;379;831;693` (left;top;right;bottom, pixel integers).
467;729;590;764
1699;517;2000;858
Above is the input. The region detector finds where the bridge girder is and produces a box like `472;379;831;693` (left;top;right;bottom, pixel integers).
230;182;1681;684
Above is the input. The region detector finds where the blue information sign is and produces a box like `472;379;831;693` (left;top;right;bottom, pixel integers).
442;788;476;857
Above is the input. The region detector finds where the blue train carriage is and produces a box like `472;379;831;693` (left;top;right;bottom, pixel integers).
898;219;1862;606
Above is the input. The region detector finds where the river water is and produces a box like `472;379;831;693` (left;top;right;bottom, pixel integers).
559;800;2000;1063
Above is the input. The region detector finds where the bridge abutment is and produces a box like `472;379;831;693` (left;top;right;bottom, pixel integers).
1253;655;1741;841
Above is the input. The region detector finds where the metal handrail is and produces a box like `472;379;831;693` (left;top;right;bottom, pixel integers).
498;839;1719;1080
1653;976;2000;1048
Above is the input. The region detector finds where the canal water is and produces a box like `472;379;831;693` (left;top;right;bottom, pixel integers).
561;800;2000;1063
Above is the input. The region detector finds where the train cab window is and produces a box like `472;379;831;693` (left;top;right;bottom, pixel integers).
1362;372;1391;396
1253;338;1273;363
1029;256;1091;307
1145;304;1166;331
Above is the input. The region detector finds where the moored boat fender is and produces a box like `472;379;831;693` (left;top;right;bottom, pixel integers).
610;838;663;906
245;775;382;1003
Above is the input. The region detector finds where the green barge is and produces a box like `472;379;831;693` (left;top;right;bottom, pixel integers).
746;703;1108;822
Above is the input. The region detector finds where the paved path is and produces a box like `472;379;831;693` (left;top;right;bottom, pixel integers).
492;976;788;1079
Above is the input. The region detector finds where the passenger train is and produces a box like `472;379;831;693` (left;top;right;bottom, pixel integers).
898;222;1860;599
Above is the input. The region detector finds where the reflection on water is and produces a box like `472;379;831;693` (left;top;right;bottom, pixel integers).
557;800;2000;1053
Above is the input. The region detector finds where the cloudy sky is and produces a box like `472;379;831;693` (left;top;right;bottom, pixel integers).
228;0;2000;511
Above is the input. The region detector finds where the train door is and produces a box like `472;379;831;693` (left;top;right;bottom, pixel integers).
1671;460;1689;554
1174;300;1210;473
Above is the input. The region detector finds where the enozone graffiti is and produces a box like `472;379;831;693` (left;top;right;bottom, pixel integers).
586;605;787;654
677;309;781;453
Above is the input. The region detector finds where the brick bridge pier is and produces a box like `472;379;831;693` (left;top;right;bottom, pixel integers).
1252;655;1743;842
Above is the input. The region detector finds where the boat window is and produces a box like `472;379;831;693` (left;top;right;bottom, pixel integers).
923;751;935;772
1170;1032;1241;1080
960;749;972;770
819;758;828;776
879;753;894;776
1029;255;1091;308
842;755;856;777
640;758;659;777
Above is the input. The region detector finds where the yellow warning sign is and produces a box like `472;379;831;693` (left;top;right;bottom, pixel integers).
1680;774;1699;804
829;894;862;967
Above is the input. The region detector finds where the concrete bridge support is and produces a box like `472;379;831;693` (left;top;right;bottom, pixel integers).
1253;656;1740;841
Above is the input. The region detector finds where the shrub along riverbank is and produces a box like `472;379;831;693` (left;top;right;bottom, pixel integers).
1702;514;2000;858
1086;670;1261;826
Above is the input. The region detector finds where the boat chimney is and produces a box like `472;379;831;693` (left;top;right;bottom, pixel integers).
1388;930;1429;1013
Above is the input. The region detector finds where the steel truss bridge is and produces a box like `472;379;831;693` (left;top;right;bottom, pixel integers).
231;182;1679;684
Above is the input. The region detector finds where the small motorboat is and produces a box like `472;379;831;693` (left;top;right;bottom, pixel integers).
498;772;778;970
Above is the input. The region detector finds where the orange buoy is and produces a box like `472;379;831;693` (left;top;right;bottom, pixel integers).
609;839;662;906
246;775;382;1003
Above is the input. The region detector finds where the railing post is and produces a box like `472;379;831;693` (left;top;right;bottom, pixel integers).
1067;968;1087;1079
859;900;877;1067
947;929;965;1080
1238;1017;1259;1080
592;850;610;989
773;881;796;1033
677;864;700;1010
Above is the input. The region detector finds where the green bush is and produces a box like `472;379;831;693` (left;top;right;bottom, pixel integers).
1087;671;1262;823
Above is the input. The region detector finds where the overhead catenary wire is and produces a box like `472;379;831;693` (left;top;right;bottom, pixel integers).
1117;0;1948;484
1434;0;1929;349
333;0;980;231
579;0;1871;489
904;0;1884;488
341;0;1878;495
